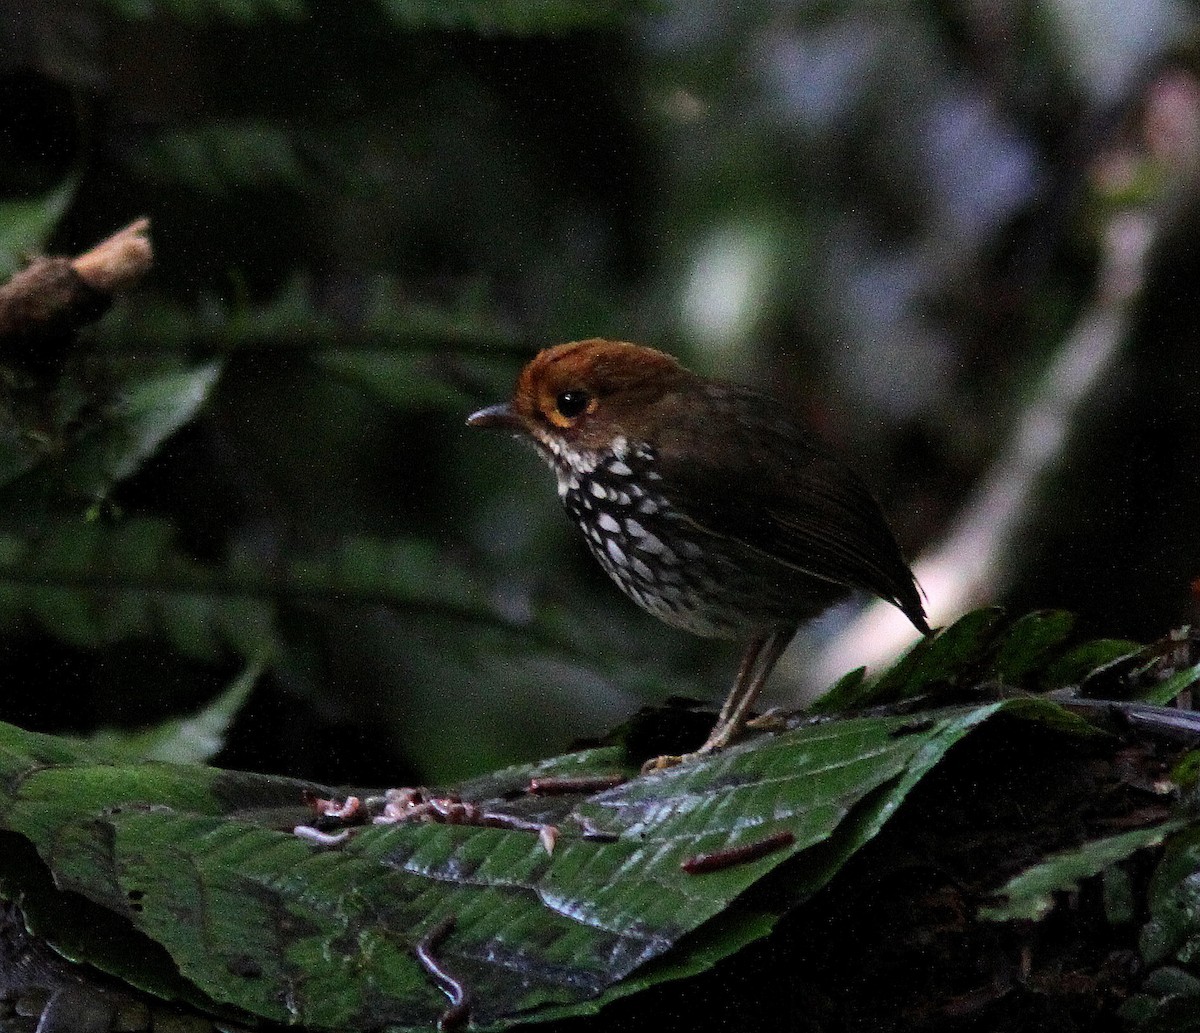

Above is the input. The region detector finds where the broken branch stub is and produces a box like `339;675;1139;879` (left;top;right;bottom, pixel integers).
0;218;153;377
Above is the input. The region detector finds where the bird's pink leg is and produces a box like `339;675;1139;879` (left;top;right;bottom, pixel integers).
700;627;797;752
641;626;797;773
712;635;767;729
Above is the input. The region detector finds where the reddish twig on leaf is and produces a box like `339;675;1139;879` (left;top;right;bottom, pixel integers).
526;773;627;795
680;830;795;874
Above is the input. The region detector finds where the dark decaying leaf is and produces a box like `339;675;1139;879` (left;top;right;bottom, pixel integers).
0;692;1099;1031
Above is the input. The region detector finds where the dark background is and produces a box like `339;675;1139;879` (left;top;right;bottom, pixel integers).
1;0;1198;785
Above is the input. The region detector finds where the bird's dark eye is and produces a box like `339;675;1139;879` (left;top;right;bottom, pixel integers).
555;389;591;419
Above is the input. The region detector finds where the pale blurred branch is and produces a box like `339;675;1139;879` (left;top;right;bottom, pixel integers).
789;70;1200;695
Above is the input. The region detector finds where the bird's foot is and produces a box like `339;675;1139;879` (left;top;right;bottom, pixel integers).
640;752;688;773
640;748;715;774
745;707;788;732
641;698;791;773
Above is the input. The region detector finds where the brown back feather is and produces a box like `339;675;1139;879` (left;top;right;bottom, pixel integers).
653;383;929;634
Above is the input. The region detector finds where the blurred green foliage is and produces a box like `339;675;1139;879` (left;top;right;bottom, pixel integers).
0;0;1198;784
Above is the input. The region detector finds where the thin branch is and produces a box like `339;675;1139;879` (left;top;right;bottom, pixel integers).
0;219;153;374
70;218;153;294
800;206;1156;693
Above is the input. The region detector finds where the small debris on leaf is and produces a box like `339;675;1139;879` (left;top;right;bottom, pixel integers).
314;794;361;820
526;774;627;795
292;825;352;847
680;830;796;875
416;915;472;1032
745;707;789;731
295;787;560;854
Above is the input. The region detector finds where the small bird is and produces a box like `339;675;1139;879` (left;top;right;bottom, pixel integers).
468;340;929;769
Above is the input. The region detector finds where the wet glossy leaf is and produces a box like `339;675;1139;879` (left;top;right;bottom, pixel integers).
0;693;1097;1031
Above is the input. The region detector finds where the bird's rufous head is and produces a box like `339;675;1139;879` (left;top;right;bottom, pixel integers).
467;339;694;454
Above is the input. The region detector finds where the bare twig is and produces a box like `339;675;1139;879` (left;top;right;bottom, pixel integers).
0;218;153;374
680;830;796;874
794;108;1181;695
70;218;153;294
526;774;627;795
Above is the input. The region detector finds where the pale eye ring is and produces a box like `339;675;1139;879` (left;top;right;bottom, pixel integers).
555;389;591;419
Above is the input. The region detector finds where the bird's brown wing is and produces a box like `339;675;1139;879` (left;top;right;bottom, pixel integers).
654;388;929;634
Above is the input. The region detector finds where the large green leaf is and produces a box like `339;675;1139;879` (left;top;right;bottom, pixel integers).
0;695;1097;1031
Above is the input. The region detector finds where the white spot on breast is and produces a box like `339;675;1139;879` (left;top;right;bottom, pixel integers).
657;583;683;604
607;460;633;477
635;532;668;557
617;492;631;506
631;556;655;581
590;482;607;499
611;435;629;458
556;470;577;497
624;518;645;538
598;512;620;533
637;497;659;515
606;540;626;565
